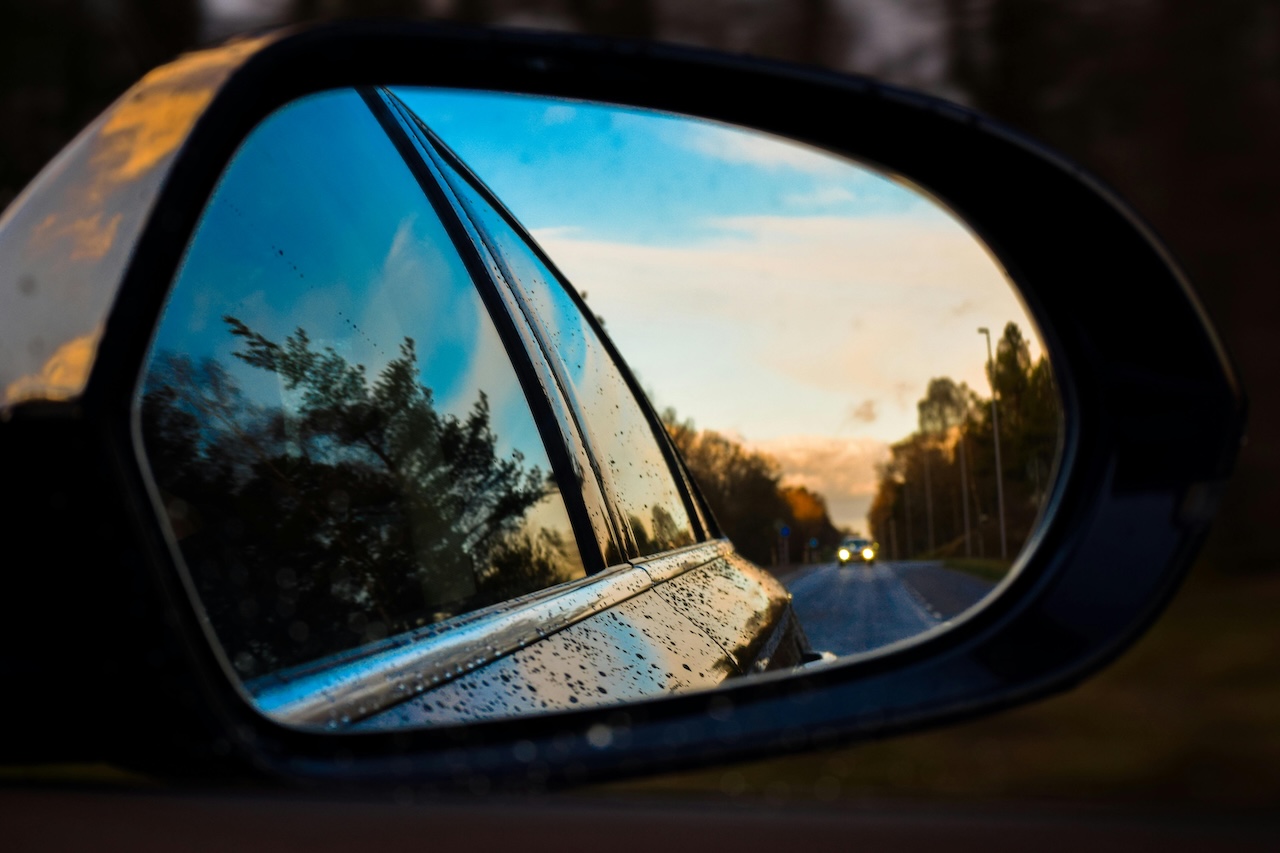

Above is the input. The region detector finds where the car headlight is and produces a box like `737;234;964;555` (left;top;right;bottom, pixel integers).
861;548;875;560
838;548;851;561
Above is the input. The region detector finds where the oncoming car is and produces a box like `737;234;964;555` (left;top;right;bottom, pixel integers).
837;538;878;566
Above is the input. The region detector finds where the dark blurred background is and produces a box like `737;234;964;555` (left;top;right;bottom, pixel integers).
4;0;1276;811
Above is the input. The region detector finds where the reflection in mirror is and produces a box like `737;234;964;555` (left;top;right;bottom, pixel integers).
399;88;1061;657
136;86;1061;733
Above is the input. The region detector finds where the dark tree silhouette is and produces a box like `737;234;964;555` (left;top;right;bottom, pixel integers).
140;318;569;676
780;485;843;559
918;377;973;438
869;322;1060;564
663;408;842;566
917;377;976;553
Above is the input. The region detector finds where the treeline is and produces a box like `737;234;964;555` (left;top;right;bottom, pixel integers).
663;410;844;566
867;322;1058;563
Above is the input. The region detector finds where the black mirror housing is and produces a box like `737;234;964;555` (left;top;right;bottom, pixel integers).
0;21;1243;790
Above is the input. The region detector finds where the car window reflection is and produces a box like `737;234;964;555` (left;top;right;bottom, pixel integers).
136;89;584;680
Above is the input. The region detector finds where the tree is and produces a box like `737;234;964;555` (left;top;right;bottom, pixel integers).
990;322;1032;433
917;377;973;553
780;485;842;559
869;323;1059;563
662;408;841;566
664;410;791;565
918;377;972;437
139;318;572;676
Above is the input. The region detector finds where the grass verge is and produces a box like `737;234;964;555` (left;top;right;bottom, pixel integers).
942;557;1014;583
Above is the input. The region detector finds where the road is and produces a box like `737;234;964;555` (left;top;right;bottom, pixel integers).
781;560;996;657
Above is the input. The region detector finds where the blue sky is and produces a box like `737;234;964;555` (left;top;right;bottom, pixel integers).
398;88;1043;530
395;88;940;246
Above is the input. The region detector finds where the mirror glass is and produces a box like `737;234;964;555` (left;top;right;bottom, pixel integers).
135;87;1062;732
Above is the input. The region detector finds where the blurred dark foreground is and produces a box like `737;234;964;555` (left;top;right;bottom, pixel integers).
3;0;1277;811
6;786;1280;851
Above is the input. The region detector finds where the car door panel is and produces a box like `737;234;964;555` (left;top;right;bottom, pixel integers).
643;547;798;674
353;583;736;728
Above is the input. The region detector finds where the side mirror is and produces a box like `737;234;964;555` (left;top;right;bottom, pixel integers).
0;22;1243;790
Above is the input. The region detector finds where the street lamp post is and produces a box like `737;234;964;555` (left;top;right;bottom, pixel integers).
958;414;972;557
979;327;1009;560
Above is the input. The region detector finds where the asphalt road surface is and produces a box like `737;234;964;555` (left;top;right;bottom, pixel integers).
782;560;996;657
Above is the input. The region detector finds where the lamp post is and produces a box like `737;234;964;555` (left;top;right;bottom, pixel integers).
958;413;972;557
979;327;1009;560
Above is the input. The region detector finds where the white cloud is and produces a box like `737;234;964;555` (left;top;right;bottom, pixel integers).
784;186;857;207
748;435;891;530
532;212;1041;447
528;225;583;241
680;123;851;175
848;399;878;424
542;105;577;125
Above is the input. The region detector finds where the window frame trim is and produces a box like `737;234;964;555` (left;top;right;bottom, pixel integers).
395;95;711;556
361;87;612;577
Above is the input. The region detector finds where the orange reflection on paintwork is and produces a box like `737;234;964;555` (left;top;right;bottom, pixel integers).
37;36;272;264
4;330;100;406
0;34;276;411
31;212;123;262
93;49;251;185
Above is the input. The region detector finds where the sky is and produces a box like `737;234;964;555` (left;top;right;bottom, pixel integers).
396;88;1043;530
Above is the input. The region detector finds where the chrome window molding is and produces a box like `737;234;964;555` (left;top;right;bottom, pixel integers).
248;539;730;728
372;88;627;564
